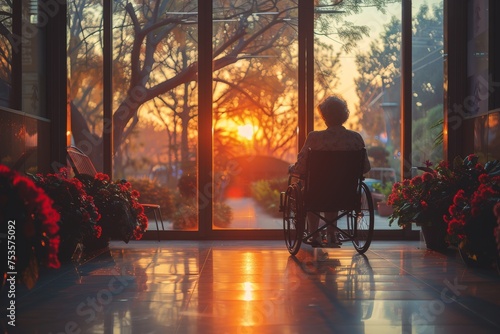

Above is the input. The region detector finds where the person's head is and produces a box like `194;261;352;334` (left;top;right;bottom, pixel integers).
318;95;349;127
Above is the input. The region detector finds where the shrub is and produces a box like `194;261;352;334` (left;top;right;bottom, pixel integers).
129;178;175;220
172;198;232;229
251;177;288;217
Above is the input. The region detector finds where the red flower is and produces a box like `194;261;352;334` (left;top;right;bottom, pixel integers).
47;236;61;269
453;189;466;204
446;218;464;236
494;202;500;218
438;160;449;169
478;173;489;184
410;176;423;186
467;154;477;162
1;165;61;273
424;160;433;168
402;188;413;201
422;172;434;182
94;225;102;239
95;173;110;182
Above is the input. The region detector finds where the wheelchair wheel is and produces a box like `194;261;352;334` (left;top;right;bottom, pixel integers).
349;182;374;254
283;183;304;255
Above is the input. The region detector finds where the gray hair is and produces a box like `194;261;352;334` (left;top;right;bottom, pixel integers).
318;96;349;126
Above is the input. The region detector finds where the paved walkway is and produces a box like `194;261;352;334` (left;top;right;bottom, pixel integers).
147;197;403;230
226;197;402;230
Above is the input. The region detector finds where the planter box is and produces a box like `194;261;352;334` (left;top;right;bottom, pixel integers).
377;202;393;217
421;224;448;252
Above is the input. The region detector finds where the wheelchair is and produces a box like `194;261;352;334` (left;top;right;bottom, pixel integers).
279;149;375;255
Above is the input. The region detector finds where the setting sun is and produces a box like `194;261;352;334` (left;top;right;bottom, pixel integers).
237;124;255;140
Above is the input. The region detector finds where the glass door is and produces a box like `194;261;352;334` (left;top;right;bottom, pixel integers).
212;0;299;230
313;1;444;232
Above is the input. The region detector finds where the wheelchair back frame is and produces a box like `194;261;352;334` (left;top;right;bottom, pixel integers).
281;148;374;255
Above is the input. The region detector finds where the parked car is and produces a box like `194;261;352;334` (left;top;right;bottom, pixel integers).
366;167;397;185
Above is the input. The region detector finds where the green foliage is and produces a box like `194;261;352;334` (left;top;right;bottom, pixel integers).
172;199;197;230
213;201;233;228
178;173;197;199
250;177;289;218
412;104;444;164
367;146;390;167
128;178;175;220
373;181;393;199
355;2;444;156
172;198;233;230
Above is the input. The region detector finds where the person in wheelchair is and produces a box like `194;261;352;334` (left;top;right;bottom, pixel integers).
289;95;371;247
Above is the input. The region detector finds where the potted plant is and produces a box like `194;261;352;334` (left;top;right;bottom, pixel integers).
387;160;460;251
444;156;500;268
30;169;102;263
1;165;61;289
373;181;394;217
494;202;500;272
76;173;149;246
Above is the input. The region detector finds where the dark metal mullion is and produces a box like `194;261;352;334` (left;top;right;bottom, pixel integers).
400;0;413;238
46;0;67;172
298;0;307;147
103;0;113;177
400;0;412;180
443;0;467;161
305;0;314;133
198;0;213;236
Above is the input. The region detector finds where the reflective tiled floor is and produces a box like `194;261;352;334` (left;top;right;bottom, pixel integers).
4;240;500;333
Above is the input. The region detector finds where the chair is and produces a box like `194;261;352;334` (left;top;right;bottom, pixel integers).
66;145;165;241
280;148;374;255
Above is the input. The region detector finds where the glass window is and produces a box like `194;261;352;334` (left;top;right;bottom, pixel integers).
411;0;444;168
22;0;46;117
467;0;489;118
315;1;402;230
212;0;299;230
113;1;199;232
67;0;104;171
0;2;12;108
1;0;46;116
313;1;444;231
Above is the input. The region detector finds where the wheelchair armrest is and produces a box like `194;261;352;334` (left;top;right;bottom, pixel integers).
288;173;304;185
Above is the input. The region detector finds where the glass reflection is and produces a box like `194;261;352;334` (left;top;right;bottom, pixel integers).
15;241;499;333
487;112;500;160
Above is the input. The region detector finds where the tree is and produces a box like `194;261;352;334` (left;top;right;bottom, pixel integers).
354;2;444;166
69;0;395;174
354;16;400;150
